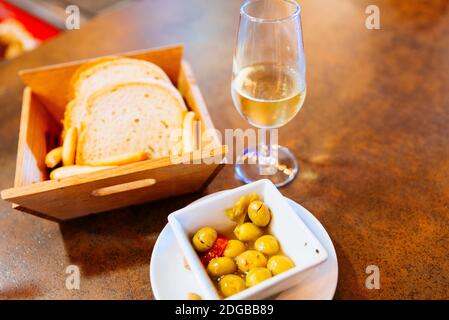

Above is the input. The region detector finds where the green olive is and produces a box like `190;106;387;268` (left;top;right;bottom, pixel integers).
192;227;217;252
248;201;271;227
246;267;272;287
219;274;246;297
223;240;246;258
267;255;295;275
234;223;263;242
254;235;280;256
236;250;267;273
207;257;236;277
225;193;259;223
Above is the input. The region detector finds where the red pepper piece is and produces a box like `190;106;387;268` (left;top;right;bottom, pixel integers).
200;235;228;266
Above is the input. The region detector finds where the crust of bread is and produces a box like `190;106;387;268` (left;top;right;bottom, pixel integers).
84;80;187;114
68;56;120;101
70;58;172;99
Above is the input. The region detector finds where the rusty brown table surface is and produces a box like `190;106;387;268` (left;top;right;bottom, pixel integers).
1;0;448;300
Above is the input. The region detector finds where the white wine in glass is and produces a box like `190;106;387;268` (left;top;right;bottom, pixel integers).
232;63;306;128
232;0;306;187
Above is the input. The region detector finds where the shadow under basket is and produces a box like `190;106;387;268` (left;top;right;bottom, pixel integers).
1;45;227;222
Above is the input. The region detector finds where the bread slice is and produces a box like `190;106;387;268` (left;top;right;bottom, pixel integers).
76;81;187;165
64;57;173;134
63;97;85;134
70;58;172;100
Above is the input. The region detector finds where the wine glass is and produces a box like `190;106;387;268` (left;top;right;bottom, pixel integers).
231;0;306;187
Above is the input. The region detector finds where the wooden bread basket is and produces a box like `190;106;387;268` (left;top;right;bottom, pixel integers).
1;45;226;221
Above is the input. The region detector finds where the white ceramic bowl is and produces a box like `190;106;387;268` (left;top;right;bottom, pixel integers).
168;179;328;300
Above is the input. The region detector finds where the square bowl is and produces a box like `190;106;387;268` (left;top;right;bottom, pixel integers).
168;179;328;300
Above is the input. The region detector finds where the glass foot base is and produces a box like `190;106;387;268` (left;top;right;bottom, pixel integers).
235;145;299;188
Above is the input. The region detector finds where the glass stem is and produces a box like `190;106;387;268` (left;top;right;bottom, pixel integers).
258;128;278;175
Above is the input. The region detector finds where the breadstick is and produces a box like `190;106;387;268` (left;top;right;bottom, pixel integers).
62;127;78;166
88;151;149;166
45;147;62;169
50;165;116;180
183;111;196;153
